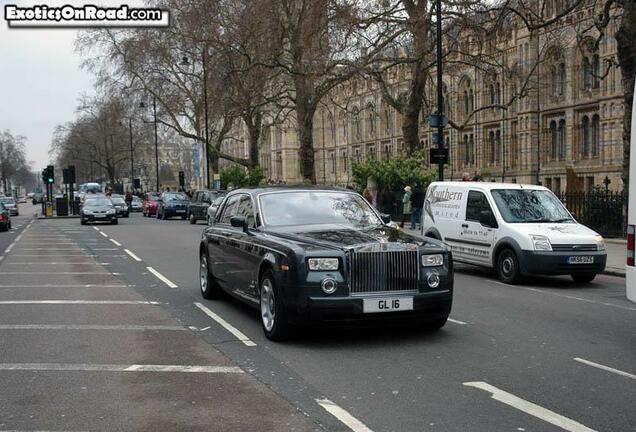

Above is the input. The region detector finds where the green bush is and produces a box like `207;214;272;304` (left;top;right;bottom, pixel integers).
220;165;265;189
351;150;436;191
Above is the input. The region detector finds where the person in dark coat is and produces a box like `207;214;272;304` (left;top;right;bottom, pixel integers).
409;183;424;230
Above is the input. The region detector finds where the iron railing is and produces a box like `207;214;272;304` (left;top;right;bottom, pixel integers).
556;191;627;238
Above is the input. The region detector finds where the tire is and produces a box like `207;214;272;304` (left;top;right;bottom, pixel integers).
571;273;596;283
156;209;161;219
260;270;292;341
80;218;86;225
200;251;221;299
111;219;118;225
189;212;197;224
124;213;129;218
496;248;520;284
181;214;187;220
0;224;6;232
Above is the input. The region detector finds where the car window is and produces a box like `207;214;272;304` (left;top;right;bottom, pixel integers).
236;195;255;227
466;191;492;221
218;194;241;224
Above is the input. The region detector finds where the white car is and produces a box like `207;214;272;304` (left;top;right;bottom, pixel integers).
421;181;607;283
627;90;636;302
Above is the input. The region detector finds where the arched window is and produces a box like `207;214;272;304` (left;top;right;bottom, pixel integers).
496;130;501;164
592;114;600;156
327;113;335;145
550;121;558;159
559;63;566;95
366;105;375;138
469;134;475;164
550;66;558;96
489;84;495;105
558;119;567;159
463;90;469;114
496;83;501;105
592;54;600;89
339;111;348;142
463;134;469;165
489;131;496;164
583;57;593;90
582;115;591;157
469;89;474;112
351;108;361;141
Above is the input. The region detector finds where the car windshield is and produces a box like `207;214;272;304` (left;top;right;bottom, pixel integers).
111;197;125;204
132;197;142;202
259;191;382;228
164;193;188;201
0;197;15;204
84;198;112;207
491;189;573;223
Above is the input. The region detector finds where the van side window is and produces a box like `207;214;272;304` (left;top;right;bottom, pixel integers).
466;191;492;221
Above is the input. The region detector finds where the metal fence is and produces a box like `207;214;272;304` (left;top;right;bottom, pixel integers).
556;191;627;238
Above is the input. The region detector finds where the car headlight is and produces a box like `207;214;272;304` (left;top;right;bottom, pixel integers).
308;258;339;271
107;209;116;214
422;254;444;267
531;235;552;251
595;235;606;251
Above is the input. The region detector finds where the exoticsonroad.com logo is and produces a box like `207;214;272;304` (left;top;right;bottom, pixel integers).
4;4;169;28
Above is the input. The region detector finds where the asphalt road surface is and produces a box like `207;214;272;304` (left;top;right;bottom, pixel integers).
0;204;634;432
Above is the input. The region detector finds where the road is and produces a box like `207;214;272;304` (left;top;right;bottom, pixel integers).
1;204;634;432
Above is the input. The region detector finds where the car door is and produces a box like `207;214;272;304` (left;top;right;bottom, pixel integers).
207;194;241;290
228;194;261;300
461;190;497;266
191;191;202;218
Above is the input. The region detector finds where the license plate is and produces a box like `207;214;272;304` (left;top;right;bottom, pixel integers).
363;297;413;313
568;256;594;264
95;214;105;218
176;209;186;213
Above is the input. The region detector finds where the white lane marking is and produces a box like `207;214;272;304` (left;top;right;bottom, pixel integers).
93;227;99;231
194;302;257;347
109;238;122;246
1;262;106;265
0;285;127;288
316;398;374;432
0;363;243;374
99;231;108;238
146;266;178;288
574;357;636;381
124;249;142;261
448;318;468;325
0;272;110;275
492;282;636;311
0;300;160;305
463;382;598;432
0;324;189;331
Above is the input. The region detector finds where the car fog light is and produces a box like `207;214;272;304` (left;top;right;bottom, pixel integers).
321;277;337;294
426;272;440;288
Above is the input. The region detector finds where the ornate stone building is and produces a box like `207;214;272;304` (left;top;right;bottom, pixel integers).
221;0;625;192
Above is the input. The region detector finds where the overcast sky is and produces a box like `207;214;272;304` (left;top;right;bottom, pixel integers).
0;0;144;171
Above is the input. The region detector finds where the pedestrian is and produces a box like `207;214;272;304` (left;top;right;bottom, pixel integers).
362;188;373;205
409;183;424;230
461;172;470;181
379;185;393;215
125;191;133;210
472;169;482;182
400;186;412;228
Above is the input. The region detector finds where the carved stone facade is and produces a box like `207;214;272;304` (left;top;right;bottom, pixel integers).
220;1;625;192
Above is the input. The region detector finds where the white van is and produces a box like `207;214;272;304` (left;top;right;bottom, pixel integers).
421;182;607;283
626;86;636;302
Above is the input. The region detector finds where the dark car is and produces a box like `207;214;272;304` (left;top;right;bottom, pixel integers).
0;202;11;232
110;195;129;218
206;195;226;225
156;192;190;220
188;189;226;224
32;193;44;205
199;187;453;341
143;192;160;217
80;197;118;225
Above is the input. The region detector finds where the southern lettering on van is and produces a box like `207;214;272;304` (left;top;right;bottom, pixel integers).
424;185;463;223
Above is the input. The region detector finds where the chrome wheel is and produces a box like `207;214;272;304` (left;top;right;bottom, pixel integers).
260;278;275;332
200;254;208;294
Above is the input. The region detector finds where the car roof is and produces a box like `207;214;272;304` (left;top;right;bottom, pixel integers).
428;181;550;192
228;185;353;198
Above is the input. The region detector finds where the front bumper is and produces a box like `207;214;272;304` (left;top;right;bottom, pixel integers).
82;214;117;223
519;250;607;275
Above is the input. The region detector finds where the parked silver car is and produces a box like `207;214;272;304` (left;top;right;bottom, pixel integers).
0;197;18;216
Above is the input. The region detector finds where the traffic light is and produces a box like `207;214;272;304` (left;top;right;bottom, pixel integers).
45;165;55;184
41;168;48;185
68;165;76;184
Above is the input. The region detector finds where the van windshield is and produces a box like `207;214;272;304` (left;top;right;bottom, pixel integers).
491;189;573;223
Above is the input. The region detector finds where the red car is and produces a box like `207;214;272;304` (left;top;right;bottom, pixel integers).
142;192;160;217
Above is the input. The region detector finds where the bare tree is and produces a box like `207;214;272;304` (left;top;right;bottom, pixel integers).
0;130;29;194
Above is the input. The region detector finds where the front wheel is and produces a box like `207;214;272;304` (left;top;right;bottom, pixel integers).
571;273;596;283
200;251;221;299
260;270;291;341
496;248;520;284
111;219;118;225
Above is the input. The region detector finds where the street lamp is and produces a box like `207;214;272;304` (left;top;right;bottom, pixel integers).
140;96;160;192
179;52;211;189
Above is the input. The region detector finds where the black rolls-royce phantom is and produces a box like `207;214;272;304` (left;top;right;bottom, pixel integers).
199;187;453;340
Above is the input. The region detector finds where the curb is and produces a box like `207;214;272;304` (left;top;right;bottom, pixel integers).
36;215;81;220
605;238;627;245
603;269;626;278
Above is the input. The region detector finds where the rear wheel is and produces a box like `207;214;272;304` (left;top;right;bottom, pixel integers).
571;273;596;283
260;270;292;341
200;251;221;299
496;248;520;284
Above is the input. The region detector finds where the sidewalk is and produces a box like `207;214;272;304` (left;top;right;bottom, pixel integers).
403;227;626;277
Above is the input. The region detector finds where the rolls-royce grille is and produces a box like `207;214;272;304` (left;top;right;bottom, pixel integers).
348;250;419;294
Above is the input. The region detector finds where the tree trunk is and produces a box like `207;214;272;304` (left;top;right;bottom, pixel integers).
244;113;261;169
616;0;636;197
296;102;316;183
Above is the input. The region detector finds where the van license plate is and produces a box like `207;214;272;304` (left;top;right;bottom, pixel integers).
568;256;594;264
363;297;413;313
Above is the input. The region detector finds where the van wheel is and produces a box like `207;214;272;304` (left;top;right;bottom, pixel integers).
497;248;520;284
571;273;596;283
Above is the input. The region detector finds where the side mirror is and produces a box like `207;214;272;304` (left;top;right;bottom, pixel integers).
479;210;498;228
230;215;249;233
379;213;391;224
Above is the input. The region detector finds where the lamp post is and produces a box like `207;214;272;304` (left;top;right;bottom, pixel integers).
435;0;445;182
180;50;211;189
139;96;159;192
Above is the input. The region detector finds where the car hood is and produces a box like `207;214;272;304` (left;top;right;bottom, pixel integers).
266;225;446;252
84;206;113;212
509;222;601;243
